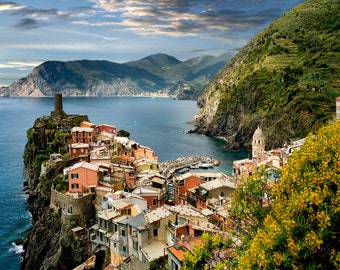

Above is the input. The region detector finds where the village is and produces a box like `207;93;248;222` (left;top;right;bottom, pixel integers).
43;94;340;270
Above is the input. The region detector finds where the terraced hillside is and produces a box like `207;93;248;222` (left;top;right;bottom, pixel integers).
192;0;340;150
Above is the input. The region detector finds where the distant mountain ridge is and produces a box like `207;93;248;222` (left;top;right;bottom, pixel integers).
191;0;340;150
0;53;232;99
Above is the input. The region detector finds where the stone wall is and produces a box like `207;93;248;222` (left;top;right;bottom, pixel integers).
50;189;95;225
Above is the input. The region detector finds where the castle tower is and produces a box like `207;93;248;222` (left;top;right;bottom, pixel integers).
51;93;66;118
54;93;63;113
252;126;265;159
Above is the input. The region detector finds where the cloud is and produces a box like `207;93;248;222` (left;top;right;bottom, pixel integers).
0;60;43;69
0;2;23;11
7;4;94;30
13;18;42;30
87;0;289;41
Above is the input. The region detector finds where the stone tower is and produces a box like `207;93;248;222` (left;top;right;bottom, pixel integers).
252;126;265;159
54;93;63;113
51;93;65;118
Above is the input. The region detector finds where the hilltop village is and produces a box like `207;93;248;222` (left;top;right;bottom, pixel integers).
23;94;340;270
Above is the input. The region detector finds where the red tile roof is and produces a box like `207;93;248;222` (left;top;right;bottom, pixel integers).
168;246;185;261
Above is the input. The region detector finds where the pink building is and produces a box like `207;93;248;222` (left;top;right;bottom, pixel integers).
67;161;99;193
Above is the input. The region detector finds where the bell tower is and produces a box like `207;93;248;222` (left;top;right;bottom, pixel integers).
252;126;265;159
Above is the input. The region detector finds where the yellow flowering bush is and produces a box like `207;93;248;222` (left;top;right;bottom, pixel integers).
237;120;340;269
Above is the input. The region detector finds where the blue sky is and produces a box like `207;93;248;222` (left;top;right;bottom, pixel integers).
0;0;304;86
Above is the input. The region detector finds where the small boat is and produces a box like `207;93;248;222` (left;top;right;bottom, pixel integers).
199;162;214;169
190;164;200;169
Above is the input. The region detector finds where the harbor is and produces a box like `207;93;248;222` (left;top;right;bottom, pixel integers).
158;155;220;179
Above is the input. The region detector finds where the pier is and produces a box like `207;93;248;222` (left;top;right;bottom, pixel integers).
158;156;220;178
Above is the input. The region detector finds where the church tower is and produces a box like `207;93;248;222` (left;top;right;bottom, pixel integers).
252;126;265;159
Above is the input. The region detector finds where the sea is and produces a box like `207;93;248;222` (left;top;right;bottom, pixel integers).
0;96;249;269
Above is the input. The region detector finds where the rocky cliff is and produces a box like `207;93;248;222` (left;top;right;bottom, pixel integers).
0;53;232;100
191;0;340;150
21;112;95;270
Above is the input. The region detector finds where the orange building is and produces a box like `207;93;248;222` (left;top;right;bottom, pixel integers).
67;161;99;193
71;127;94;145
133;146;158;162
80;121;96;129
173;172;204;205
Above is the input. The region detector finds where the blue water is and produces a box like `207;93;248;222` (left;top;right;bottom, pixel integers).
0;97;249;269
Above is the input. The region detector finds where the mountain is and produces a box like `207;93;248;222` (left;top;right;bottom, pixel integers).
0;53;232;99
191;0;340;150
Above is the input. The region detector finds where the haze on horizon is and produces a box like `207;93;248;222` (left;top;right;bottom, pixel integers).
0;0;304;86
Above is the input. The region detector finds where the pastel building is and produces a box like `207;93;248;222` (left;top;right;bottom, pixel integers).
69;142;90;161
133;145;158;162
66;161;99;193
173;172;204;205
71;127;94;145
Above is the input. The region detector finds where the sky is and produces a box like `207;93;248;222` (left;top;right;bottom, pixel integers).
0;0;304;86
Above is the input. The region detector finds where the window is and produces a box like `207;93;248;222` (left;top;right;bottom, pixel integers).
121;229;125;236
152;199;157;206
122;246;126;252
153;229;158;236
71;173;78;179
71;183;79;189
133;240;138;250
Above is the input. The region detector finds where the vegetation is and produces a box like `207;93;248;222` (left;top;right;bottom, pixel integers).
186;120;340;269
237;120;340;269
229;167;274;244
182;232;233;269
118;129;130;137
197;0;340;149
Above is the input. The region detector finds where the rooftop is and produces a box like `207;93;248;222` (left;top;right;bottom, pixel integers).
144;207;173;224
67;161;99;171
200;179;237;191
142;241;167;262
166;204;205;218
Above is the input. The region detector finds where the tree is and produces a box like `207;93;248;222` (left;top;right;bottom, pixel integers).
118;129;130;137
237;120;340;269
229;166;274;244
182;232;233;270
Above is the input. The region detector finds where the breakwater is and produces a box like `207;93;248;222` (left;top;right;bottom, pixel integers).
158;156;220;178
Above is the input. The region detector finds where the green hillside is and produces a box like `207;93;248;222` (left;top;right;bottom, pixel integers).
193;0;340;150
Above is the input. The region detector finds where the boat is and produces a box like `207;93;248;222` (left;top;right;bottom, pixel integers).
190;164;200;169
199;162;214;169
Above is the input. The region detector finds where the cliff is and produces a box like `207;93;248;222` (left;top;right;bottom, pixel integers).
0;53;232;100
191;0;340;150
21;111;95;270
